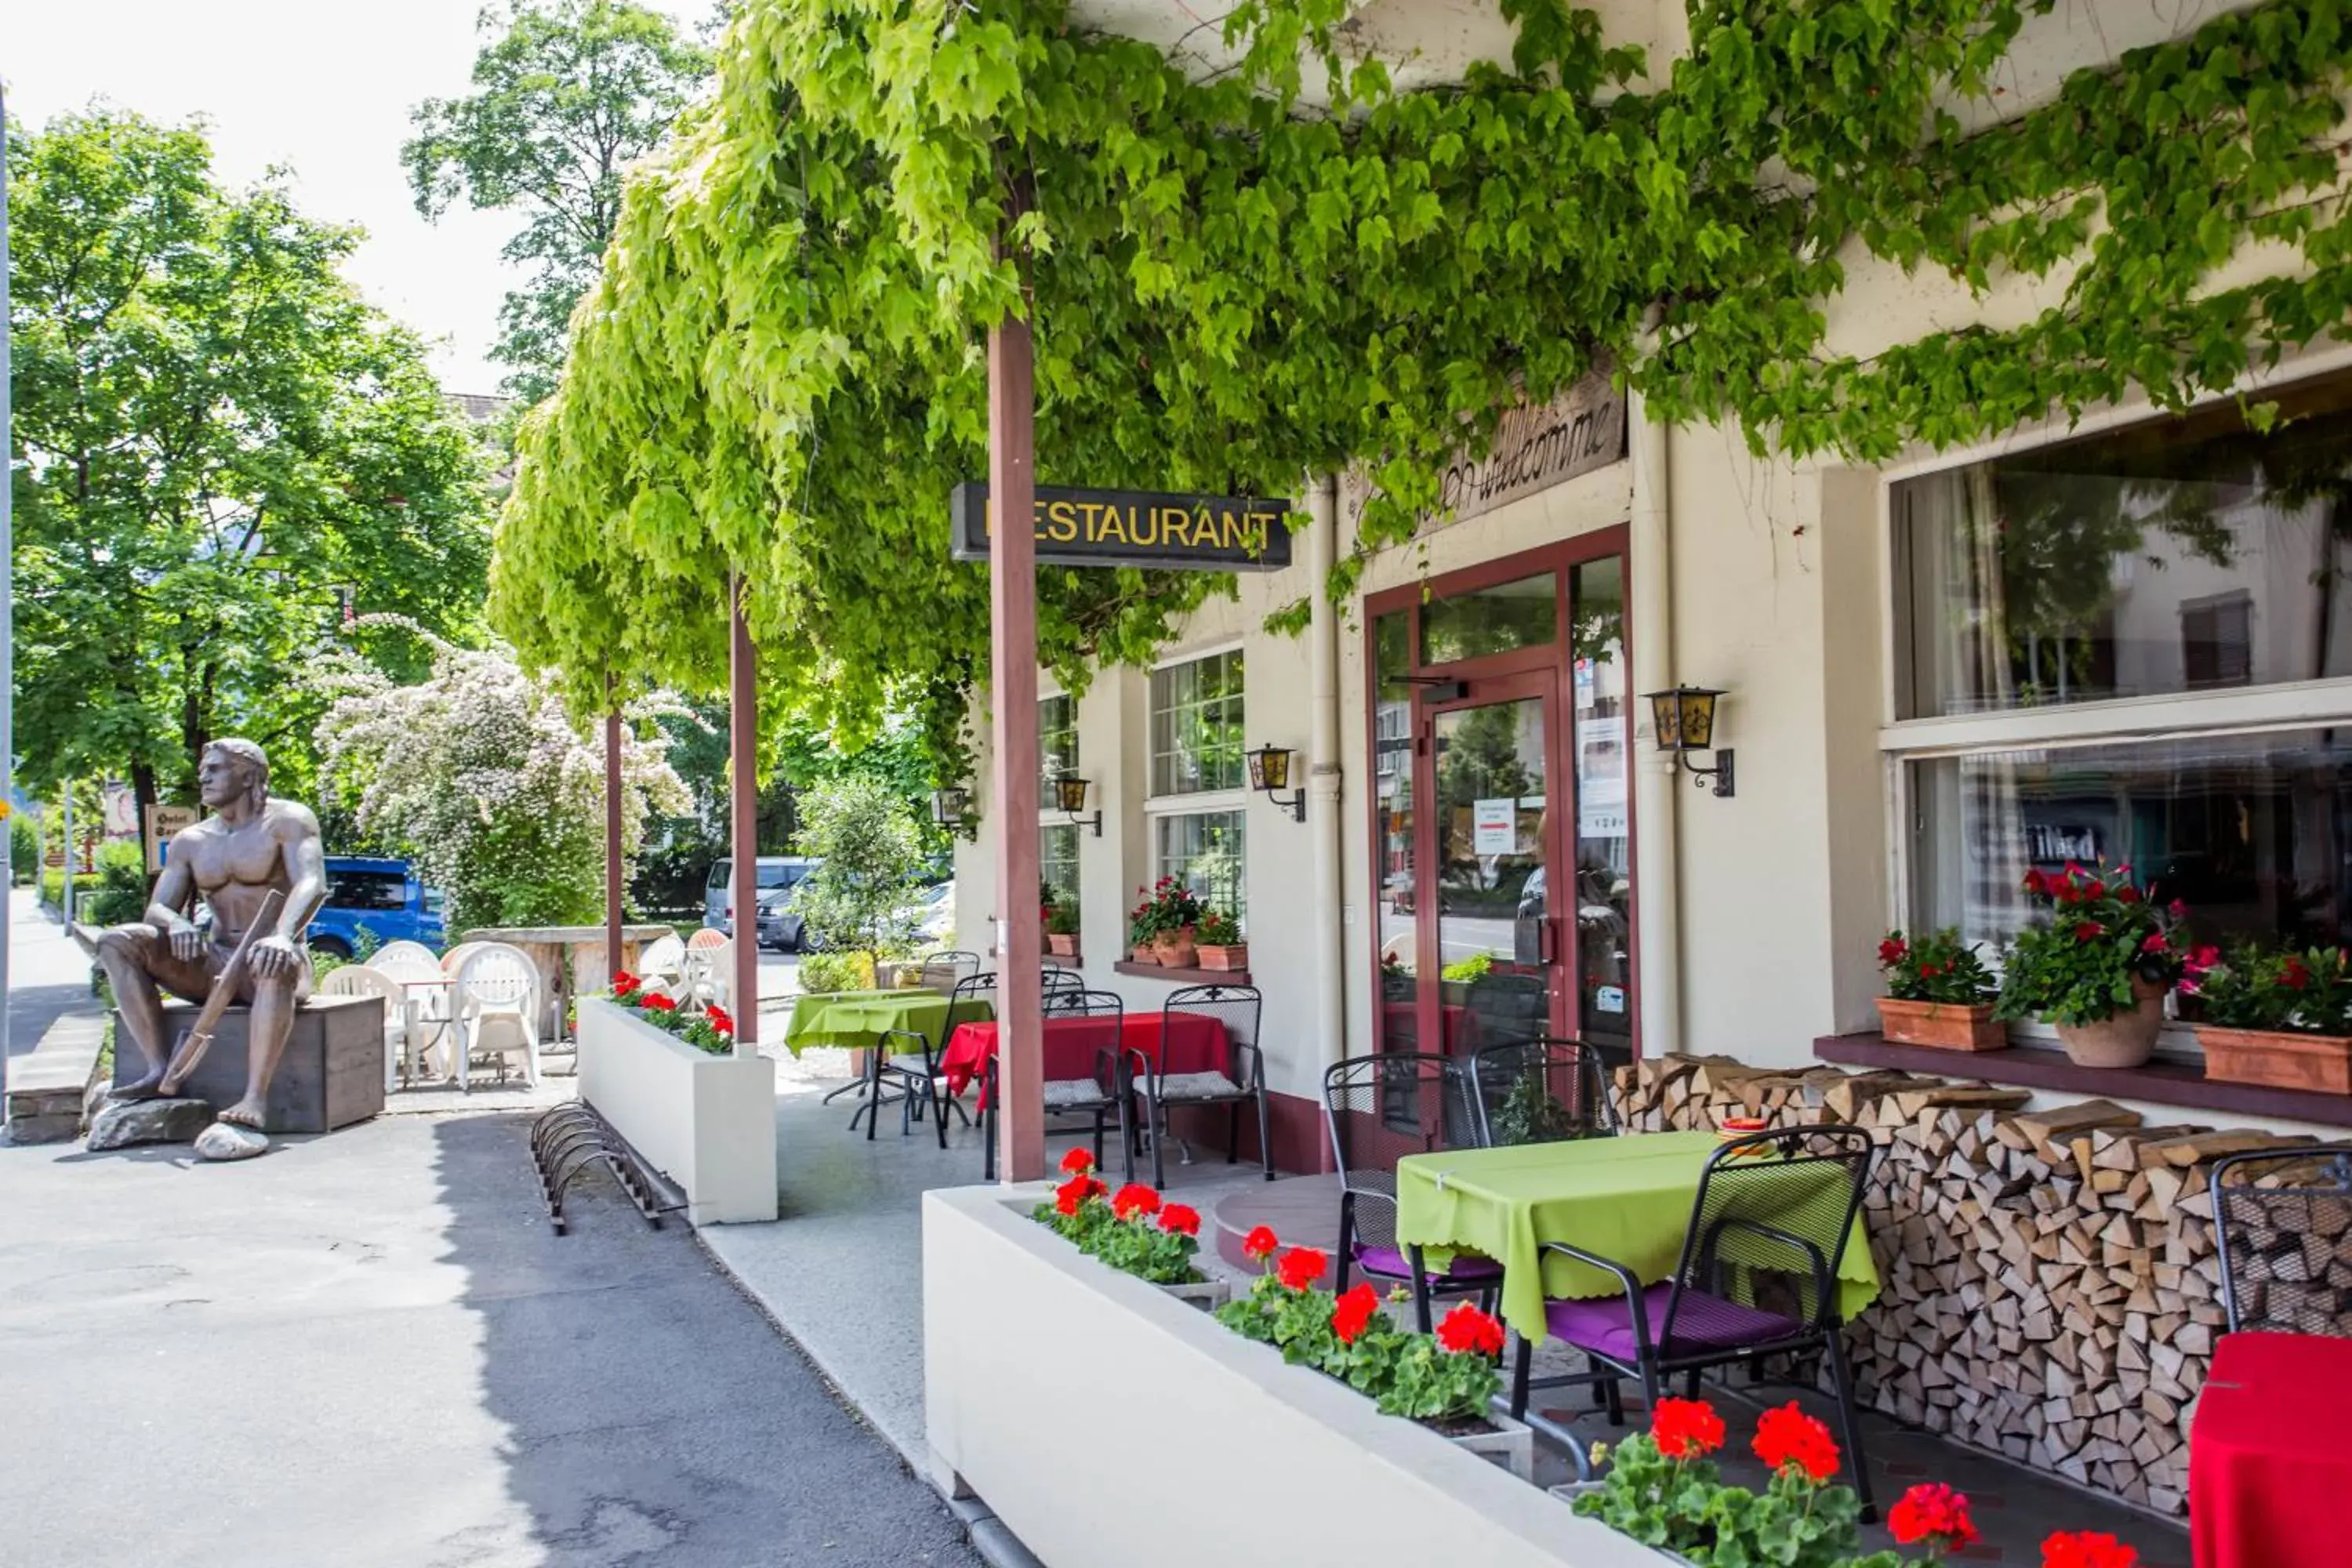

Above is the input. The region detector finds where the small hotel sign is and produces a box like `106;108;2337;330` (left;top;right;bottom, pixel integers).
951;482;1294;572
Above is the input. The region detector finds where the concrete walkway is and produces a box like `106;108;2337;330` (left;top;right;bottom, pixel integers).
0;1111;981;1568
6;886;95;1057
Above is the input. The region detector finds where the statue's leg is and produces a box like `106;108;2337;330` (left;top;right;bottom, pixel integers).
217;966;303;1131
93;926;199;1098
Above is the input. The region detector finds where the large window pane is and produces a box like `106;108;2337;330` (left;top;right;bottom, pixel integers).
1156;811;1246;923
1421;572;1558;665
1040;824;1080;920
1894;383;2352;718
1150;651;1246;795
1374;611;1416;982
1910;728;2352;953
1040;695;1078;786
1572;557;1633;1058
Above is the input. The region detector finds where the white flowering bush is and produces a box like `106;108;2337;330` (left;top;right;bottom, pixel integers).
314;622;689;935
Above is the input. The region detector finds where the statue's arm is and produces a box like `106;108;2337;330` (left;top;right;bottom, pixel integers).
144;841;198;931
275;805;329;940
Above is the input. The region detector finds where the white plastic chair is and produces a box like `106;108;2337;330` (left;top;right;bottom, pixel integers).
319;964;417;1092
372;949;456;1078
368;940;441;971
680;936;733;1014
441;940;488;975
637;933;686;989
452;943;542;1092
686;927;728;952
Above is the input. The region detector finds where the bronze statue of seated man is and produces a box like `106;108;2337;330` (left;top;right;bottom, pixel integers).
86;739;326;1131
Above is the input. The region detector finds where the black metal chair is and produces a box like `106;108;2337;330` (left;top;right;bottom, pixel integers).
1323;1052;1502;1312
2210;1145;2352;1336
982;989;1132;1181
1508;1124;1881;1517
1041;964;1085;1000
918;950;982;994
1126;984;1272;1185
1465;1036;1620;1147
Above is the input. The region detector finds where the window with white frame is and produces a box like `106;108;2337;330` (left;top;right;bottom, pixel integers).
1886;372;2352;993
1038;695;1080;919
1148;650;1247;922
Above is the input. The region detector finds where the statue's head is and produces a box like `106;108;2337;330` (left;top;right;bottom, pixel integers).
198;739;270;813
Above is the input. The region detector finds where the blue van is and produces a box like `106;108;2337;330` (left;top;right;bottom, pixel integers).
307;855;446;957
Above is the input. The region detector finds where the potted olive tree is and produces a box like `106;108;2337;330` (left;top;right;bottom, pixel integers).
2187;944;2352;1094
1996;864;2184;1069
1874;928;2002;1051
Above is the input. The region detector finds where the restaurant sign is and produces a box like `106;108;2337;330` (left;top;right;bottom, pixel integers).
1340;368;1628;535
951;482;1294;572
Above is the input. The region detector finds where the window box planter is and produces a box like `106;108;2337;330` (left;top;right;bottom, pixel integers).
1434;1409;1536;1481
1873;996;2005;1052
1197;942;1250;972
1159;1275;1231;1312
924;1185;1652;1568
2198;1025;2352;1094
576;996;777;1225
1047;934;1080;959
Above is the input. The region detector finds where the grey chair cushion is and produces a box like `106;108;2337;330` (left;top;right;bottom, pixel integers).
887;1053;932;1075
1152;1070;1245;1101
1042;1078;1105;1109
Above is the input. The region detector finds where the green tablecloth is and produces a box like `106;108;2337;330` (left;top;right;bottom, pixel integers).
1395;1131;1881;1345
780;989;992;1055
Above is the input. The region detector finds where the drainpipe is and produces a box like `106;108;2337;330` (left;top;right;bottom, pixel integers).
1308;475;1346;1074
1628;393;1681;1059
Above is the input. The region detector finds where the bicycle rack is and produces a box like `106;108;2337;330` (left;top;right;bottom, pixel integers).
528;1102;686;1236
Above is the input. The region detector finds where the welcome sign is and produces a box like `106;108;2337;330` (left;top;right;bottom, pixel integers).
951;482;1294;572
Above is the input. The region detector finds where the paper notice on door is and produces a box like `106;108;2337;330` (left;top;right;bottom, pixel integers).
1472;799;1516;855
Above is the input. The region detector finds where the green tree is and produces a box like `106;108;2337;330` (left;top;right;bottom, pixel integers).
405;0;713;401
794;775;926;977
9;109;494;841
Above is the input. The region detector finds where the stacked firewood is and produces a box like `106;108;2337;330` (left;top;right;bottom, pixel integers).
1613;1053;2341;1518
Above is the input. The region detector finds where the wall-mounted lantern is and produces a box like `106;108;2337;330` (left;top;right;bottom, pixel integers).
1642;685;1734;797
1247;744;1307;822
1053;775;1103;837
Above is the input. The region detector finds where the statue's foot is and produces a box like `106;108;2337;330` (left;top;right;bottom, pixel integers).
115;1067;169;1101
216;1097;268;1131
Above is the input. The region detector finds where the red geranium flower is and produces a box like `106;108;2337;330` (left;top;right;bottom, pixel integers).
1052;1175;1096;1217
1889;1483;1980;1555
2169;898;2189;919
2116;884;2142;904
2284;956;2312;990
1330;1283;1381;1345
1058;1147;1096;1176
1649;1397;1726;1461
612;971;641;996
641;993;677;1011
2041;1530;2137;1568
1157;1203;1200;1238
2140;935;2168;955
2086;878;2107;900
1275;1247;1327;1291
1435;1302;1506;1357
2022;869;2049;896
1752;1402;1840;1483
707;1004;734;1033
1112;1182;1162;1221
1242;1225;1280;1261
2073;921;2105;943
1878;937;1907;966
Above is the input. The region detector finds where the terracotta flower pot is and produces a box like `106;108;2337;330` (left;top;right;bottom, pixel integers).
2198;1025;2352;1094
1047;933;1079;958
1875;996;2005;1051
2053;978;2167;1069
1153;931;1197;968
1197;942;1249;972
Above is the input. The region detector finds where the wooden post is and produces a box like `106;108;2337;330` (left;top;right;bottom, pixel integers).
604;686;623;989
730;584;760;1053
989;310;1044;1183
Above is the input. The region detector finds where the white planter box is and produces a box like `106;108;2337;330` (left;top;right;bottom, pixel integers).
924;1185;1655;1568
1160;1276;1232;1312
577;997;777;1225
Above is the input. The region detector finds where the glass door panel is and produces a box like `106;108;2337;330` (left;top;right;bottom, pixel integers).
1571;557;1634;1064
1432;693;1560;1057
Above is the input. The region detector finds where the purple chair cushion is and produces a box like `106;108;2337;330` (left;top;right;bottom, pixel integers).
1352;1243;1504;1281
1544;1282;1806;1362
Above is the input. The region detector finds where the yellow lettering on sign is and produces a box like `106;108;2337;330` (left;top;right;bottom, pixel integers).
1098;503;1130;545
1044;499;1079;543
1132;506;1160;546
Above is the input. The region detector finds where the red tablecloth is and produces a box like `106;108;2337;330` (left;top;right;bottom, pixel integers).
2190;1330;2352;1568
940;1012;1229;1105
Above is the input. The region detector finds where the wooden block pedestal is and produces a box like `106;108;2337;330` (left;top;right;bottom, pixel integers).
111;994;386;1134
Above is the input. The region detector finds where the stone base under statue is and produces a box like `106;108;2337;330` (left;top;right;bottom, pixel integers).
111;994;386;1134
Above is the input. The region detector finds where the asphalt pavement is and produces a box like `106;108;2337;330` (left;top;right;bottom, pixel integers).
0;1109;980;1568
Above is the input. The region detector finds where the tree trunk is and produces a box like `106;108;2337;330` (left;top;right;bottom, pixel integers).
131;762;159;876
